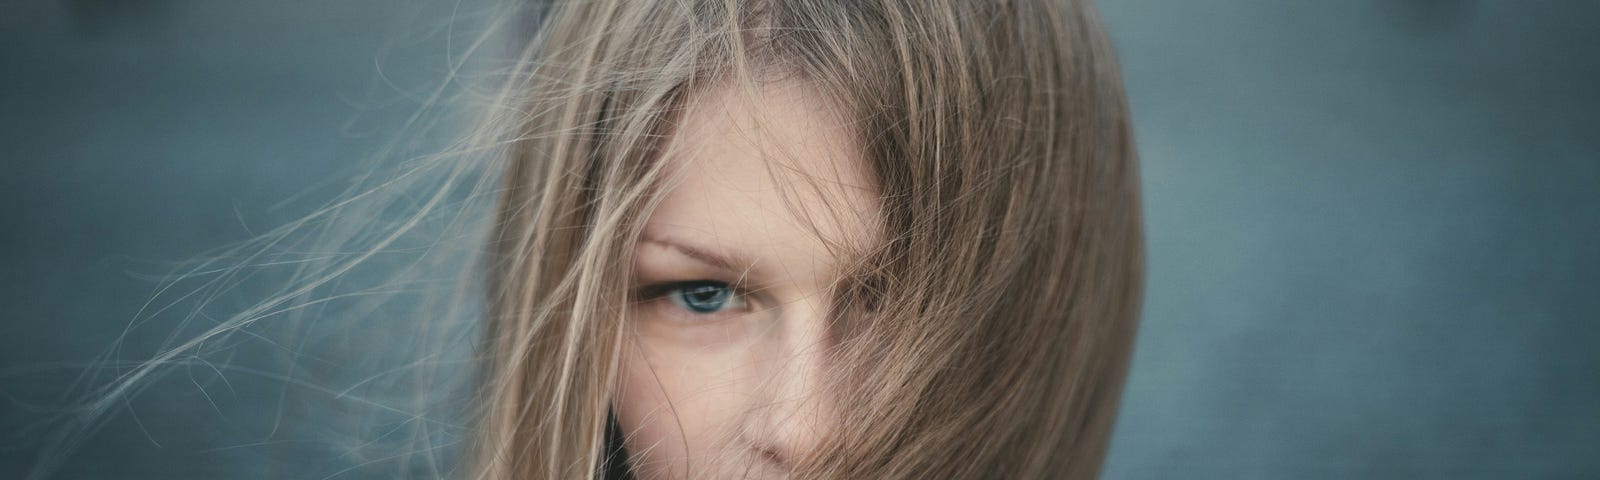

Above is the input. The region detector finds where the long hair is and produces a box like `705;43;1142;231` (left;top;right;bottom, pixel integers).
469;0;1143;478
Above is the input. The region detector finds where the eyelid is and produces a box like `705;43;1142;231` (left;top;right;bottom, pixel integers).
633;279;758;312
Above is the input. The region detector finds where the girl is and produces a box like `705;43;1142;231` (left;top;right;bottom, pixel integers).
472;0;1143;478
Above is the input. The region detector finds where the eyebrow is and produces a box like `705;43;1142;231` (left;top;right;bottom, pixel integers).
638;234;758;275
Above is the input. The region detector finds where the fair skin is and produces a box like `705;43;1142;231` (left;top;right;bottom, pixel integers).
615;79;879;479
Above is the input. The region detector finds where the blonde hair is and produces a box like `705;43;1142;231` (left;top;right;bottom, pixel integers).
24;1;1137;479
470;0;1143;478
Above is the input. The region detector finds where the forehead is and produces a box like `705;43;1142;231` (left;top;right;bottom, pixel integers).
643;80;880;286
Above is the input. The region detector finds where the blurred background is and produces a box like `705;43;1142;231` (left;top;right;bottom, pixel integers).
1;0;1596;478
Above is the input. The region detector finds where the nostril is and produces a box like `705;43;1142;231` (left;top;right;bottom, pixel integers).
755;445;789;469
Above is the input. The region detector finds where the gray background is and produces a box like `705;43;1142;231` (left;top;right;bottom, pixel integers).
2;0;1596;478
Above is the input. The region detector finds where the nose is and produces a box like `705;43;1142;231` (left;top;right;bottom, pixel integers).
740;301;834;470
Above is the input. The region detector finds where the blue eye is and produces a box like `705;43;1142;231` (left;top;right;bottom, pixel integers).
666;281;745;314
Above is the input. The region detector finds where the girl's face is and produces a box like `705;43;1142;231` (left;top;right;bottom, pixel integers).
616;80;878;479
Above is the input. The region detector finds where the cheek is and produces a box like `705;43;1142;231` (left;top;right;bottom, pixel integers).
613;333;751;477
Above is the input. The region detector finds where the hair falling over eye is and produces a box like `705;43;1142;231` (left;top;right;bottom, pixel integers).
467;0;1144;479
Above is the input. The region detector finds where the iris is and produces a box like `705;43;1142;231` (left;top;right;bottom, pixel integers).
668;281;739;313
